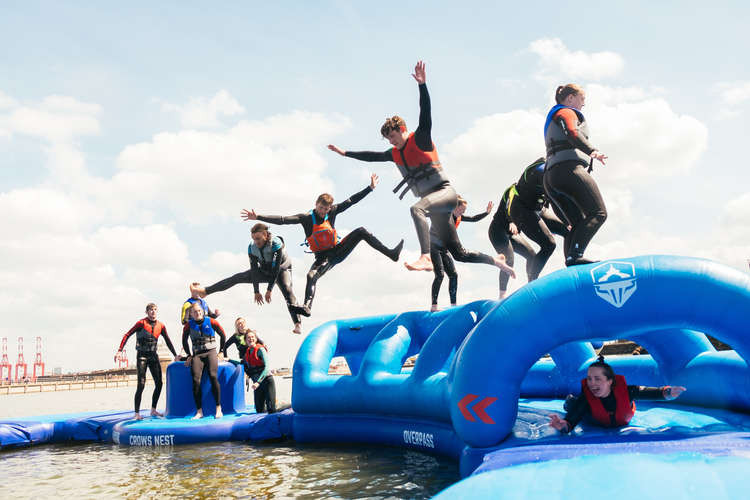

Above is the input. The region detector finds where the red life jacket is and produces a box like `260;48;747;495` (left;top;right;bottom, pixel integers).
581;374;636;427
136;319;164;352
306;210;338;252
390;132;441;169
140;319;163;338
244;344;267;367
390;133;446;200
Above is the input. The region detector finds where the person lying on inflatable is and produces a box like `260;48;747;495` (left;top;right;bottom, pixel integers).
549;355;686;432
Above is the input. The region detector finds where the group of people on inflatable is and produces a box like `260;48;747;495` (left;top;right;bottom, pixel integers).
113;60;687;429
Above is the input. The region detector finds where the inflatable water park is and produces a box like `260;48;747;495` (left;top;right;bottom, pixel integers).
3;255;750;498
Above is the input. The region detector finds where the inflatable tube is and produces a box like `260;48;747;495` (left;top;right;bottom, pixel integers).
166;361;245;417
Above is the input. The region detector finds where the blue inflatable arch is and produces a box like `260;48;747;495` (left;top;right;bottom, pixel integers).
450;255;750;447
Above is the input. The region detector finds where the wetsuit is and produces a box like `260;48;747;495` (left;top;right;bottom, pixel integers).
203;235;301;325
344;83;495;267
119;318;177;413
430;211;488;306
256;185;399;314
182;317;227;412
488;186;536;293
561;385;666;431
508;158;569;280
180;297;218;325
223;332;251;376
543;105;607;266
245;345;276;414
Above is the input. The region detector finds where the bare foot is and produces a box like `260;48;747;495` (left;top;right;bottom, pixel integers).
292;324;302;335
215;406;223;419
494;255;516;278
150;409;164;418
430;304;439;312
190;283;207;298
404;254;433;272
133;412;143;421
499;290;507;300
191;410;203;420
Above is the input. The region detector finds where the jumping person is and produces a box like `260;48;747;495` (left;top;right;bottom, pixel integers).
190;225;302;334
182;301;227;419
241;174;403;317
116;303;178;420
180;283;219;325
430;197;493;311
488;186;537;299
507;157;569;280
327;61;514;279
244;329;276;414
543;84;608;267
549;356;686;433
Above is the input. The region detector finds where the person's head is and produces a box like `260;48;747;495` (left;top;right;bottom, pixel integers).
244;329;258;346
586;355;616;398
314;193;334;217
555;83;586;109
234;317;247;335
145;303;157;321
190;301;205;322
251;223;271;248
454;196;468;217
381;116;408;149
190;282;202;299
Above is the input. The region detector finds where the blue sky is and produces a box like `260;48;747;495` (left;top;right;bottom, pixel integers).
1;2;749;372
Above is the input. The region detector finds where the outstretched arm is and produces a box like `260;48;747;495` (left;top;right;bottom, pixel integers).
333;179;376;215
241;208;308;225
412;61;433;152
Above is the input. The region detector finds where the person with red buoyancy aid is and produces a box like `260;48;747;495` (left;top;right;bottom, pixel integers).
190;224;303;334
429;196;493;311
549;356;686;433
116;303;178;420
328;61;515;280
543;83;608;267
241;173;403;317
243;329;276;414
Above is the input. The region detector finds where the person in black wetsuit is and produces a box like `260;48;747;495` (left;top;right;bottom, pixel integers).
543;84;608;267
182;301;227;419
223;317;253;390
488;186;537;299
327;60;515;279
190;224;303;334
507;157;569;280
243;330;276;414
241;174;403;317
430;196;493;311
116;303;178;420
549;356;686;433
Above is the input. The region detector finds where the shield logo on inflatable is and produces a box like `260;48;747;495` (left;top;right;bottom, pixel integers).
590;261;637;308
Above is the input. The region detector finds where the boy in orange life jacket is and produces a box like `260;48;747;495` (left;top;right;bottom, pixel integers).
116;303;179;420
327;60;515;279
241;173;403;317
549;356;686;433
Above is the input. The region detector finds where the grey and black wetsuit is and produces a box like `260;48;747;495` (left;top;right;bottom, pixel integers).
488;186;536;293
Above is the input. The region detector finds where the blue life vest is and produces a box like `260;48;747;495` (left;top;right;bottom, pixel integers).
188;316;216;353
248;235;284;268
543;104;585;137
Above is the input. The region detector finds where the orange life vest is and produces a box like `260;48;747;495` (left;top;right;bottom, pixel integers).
581;375;636;427
391;133;446;199
454;215;462;228
306;210;338;252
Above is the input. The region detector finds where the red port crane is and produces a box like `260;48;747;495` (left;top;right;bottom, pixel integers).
15;337;28;383
33;336;45;381
0;338;11;384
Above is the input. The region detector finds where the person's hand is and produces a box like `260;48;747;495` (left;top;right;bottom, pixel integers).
173;355;180;362
663;386;686;400
486;201;494;214
549;414;570;432
252;382;260;391
184;356;192;368
591;150;608;165
241;209;258;221
412;60;426;84
328;144;346;156
265;290;272;303
213;308;220;318
254;293;264;306
370;173;379;189
509;222;519;235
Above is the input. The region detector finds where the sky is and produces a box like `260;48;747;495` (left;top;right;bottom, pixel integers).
1;1;749;372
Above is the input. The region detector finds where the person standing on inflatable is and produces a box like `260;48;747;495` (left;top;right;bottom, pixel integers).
190;224;303;334
549;356;686;432
116;303;178;420
430;196;493;311
506;157;569;279
543;84;608;267
182;301;227;419
241;174;403;317
244;330;276;414
328;61;515;278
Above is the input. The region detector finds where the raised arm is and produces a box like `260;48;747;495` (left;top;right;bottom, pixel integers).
241;209;308;225
412;61;433;152
332;175;378;215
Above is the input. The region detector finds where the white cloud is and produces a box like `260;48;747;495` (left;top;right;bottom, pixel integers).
4;98;100;143
712;81;750;118
0;90;17;109
161;89;246;129
529;38;625;82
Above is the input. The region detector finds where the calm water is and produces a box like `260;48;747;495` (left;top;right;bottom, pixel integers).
0;381;460;499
